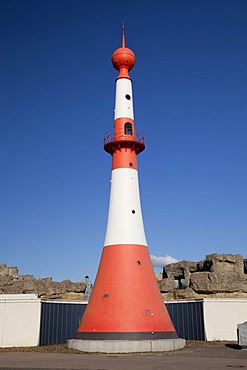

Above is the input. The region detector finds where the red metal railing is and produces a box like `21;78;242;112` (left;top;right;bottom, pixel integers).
104;130;145;146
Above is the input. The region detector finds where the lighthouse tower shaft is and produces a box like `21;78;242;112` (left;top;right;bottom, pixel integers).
69;29;185;352
104;65;146;248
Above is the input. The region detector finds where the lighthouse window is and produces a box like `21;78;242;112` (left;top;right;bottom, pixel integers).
125;122;132;135
132;210;135;214
125;94;131;100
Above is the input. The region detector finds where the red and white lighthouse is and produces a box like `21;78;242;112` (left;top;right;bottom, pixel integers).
68;27;185;353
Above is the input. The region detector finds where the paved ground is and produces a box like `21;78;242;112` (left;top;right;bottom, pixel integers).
0;341;247;370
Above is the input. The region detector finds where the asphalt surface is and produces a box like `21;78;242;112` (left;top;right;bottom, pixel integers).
0;342;247;370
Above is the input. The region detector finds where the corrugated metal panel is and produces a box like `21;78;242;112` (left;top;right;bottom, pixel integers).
166;300;205;340
40;301;86;345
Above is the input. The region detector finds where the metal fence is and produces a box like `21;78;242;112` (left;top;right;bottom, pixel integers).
39;301;87;345
39;299;204;345
166;300;204;340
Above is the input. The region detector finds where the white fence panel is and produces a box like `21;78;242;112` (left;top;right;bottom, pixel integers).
203;298;247;341
0;294;41;347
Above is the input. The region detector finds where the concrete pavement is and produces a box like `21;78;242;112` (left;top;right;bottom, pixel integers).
0;342;247;369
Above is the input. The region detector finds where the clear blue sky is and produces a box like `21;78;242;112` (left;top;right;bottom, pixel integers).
1;0;246;283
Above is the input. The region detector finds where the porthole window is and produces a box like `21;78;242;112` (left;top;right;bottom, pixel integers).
125;122;132;135
125;94;131;100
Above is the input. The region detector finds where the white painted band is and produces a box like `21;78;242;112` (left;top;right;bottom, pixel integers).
104;168;147;246
114;78;134;120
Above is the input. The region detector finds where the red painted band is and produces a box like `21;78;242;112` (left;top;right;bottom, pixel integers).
112;149;137;170
77;244;176;334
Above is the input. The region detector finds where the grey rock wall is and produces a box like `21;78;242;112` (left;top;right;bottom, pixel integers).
158;254;247;300
0;264;86;300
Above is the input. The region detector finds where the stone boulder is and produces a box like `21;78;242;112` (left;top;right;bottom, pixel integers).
0;264;18;278
190;254;247;294
162;260;198;290
206;253;244;274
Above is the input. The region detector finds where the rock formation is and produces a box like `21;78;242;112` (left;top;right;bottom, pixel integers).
158;253;247;300
0;264;86;300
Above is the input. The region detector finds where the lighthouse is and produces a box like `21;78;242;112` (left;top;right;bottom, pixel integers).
68;27;185;353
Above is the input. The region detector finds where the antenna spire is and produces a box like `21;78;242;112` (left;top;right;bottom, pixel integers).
122;21;125;47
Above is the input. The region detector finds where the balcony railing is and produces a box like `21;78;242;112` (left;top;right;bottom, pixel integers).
103;130;145;155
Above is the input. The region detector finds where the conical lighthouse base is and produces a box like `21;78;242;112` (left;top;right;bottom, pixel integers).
67;244;185;353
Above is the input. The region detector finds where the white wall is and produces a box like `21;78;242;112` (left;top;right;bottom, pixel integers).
0;294;41;347
203;298;247;341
